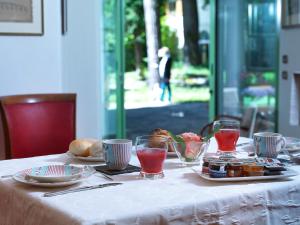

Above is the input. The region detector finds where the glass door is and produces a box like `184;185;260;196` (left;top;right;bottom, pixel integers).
209;0;217;120
215;0;279;133
100;0;125;138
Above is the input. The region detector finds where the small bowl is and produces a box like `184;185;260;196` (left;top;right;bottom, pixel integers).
171;140;209;165
284;137;300;152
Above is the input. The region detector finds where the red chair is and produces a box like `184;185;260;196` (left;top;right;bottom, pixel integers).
0;94;76;159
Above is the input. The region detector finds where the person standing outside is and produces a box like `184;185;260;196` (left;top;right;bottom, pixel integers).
158;47;173;102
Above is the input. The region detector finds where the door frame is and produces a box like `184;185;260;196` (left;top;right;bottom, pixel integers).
274;0;280;132
210;0;280;131
209;0;217;121
115;0;126;138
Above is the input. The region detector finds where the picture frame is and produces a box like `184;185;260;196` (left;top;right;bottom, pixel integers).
0;0;43;35
282;0;300;28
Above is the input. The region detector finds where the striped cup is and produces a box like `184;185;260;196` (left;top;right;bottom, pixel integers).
103;139;132;170
253;132;286;158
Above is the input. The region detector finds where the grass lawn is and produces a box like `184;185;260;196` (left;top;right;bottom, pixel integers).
125;67;210;107
124;66;275;109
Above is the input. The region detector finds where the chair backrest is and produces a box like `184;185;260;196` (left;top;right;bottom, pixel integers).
199;106;258;139
240;106;258;138
0;93;76;159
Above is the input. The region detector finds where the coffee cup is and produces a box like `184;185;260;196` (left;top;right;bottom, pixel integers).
103;139;132;170
253;132;286;158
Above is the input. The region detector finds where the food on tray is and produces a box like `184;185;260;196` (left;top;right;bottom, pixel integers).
150;128;175;152
202;156;287;178
177;132;203;160
68;139;102;157
242;164;264;176
227;162;243;177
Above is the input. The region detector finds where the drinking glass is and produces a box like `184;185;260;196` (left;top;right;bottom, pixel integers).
135;135;169;179
213;120;240;153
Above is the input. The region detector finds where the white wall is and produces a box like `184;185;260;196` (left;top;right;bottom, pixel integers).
62;0;102;139
0;0;62;96
279;28;300;137
0;0;102;139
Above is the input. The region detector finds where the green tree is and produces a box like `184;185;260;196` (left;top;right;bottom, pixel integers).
143;0;160;94
182;0;201;65
125;0;146;79
160;15;179;62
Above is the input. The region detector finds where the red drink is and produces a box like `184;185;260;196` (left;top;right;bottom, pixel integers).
215;129;240;152
137;148;167;173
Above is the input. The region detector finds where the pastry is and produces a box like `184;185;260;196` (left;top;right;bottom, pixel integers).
68;139;98;157
88;140;103;157
150;128;175;152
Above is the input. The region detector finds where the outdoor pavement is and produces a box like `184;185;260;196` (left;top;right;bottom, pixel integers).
126;102;209;140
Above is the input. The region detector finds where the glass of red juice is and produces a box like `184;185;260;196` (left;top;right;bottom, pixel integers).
135;135;168;179
213;120;240;153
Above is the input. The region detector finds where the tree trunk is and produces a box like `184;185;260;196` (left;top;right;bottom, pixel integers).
143;0;160;91
182;0;201;65
134;41;145;80
155;2;162;49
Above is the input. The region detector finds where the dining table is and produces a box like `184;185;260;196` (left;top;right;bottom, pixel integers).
0;137;300;225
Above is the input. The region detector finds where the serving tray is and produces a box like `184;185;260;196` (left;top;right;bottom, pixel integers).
192;168;298;182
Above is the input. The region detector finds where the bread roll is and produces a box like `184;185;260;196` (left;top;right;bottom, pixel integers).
68;139;96;157
88;141;103;157
150;128;175;152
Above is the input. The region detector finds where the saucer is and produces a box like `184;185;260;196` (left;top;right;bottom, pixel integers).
66;152;105;162
13;166;93;187
24;165;84;183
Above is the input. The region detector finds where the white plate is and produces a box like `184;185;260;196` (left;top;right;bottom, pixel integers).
284;137;300;152
13;167;93;187
284;147;300;153
66;152;105;162
192;168;298;182
25;165;84;183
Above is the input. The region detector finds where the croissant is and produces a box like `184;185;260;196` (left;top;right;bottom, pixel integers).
150;128;175;152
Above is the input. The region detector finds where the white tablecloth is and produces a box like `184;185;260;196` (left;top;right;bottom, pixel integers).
0;138;300;225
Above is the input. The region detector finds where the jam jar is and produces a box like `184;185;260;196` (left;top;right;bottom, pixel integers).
202;157;213;174
209;161;227;178
227;162;243;177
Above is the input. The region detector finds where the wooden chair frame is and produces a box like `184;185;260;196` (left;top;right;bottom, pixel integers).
0;93;76;159
200;115;243;137
200;107;258;138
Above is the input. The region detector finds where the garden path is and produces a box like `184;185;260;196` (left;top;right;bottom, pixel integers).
126;102;209;140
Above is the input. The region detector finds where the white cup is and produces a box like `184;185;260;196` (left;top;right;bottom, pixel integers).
253;132;286;158
103;139;132;170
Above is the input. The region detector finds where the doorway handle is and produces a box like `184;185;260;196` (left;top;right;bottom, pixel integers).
210;64;214;75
